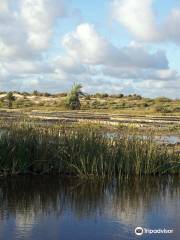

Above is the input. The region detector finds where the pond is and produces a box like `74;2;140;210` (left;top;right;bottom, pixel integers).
106;132;180;144
0;176;179;240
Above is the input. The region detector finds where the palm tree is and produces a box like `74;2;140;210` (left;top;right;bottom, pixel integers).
6;92;16;109
66;84;85;110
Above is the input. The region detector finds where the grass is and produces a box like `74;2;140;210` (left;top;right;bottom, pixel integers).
0;122;179;178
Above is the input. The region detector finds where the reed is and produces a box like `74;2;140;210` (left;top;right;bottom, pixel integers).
0;123;179;177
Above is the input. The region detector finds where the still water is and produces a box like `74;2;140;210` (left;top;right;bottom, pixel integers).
0;176;179;240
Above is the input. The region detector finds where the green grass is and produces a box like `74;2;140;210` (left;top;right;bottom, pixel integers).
0;122;179;178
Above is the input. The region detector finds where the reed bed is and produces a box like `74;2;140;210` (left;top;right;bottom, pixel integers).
0;123;179;177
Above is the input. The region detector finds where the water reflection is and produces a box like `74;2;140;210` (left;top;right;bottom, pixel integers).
0;176;179;240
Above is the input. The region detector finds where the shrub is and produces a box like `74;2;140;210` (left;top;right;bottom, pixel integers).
43;92;51;97
117;94;124;98
128;94;142;100
85;95;91;100
155;97;172;103
142;103;149;107
101;93;109;98
173;107;180;112
154;106;172;113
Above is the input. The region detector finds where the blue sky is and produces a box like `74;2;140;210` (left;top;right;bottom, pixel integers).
0;0;180;98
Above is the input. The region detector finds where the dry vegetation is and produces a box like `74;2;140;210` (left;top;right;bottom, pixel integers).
0;91;179;116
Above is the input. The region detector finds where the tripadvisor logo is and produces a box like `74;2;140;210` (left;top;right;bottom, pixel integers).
135;226;174;236
135;227;143;236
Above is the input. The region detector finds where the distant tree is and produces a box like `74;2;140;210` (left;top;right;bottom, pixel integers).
101;93;109;98
33;90;39;96
66;84;85;110
22;91;30;96
6;92;16;109
128;94;142;100
136;95;142;100
85;95;91;100
43;92;51;97
117;94;124;98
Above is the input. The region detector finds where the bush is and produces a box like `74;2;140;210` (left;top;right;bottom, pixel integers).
33;90;40;96
154;106;172;113
142;103;149;107
117;94;124;98
22;92;30;96
101;93;109;98
85;95;91;100
128;94;142;100
172;107;180;112
43;92;51;97
155;97;172;103
14;99;33;108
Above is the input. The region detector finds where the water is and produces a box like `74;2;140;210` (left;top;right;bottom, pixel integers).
156;135;180;144
0;176;179;240
106;132;180;144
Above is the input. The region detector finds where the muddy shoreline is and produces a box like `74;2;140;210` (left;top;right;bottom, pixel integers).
1;110;180;132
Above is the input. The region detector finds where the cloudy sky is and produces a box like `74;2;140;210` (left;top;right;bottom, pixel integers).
0;0;180;98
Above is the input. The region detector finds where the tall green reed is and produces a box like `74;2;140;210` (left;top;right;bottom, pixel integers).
0;123;179;177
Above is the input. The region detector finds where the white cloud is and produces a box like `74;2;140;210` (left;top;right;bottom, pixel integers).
0;0;67;60
0;62;10;81
54;56;89;75
102;67;178;81
111;0;180;44
0;0;9;13
62;23;168;69
134;79;180;98
3;60;52;74
112;0;158;41
20;0;67;50
53;23;178;98
164;9;180;43
0;0;68;91
62;23;109;64
0;1;179;98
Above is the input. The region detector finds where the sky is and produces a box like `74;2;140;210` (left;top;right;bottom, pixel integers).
0;0;180;98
